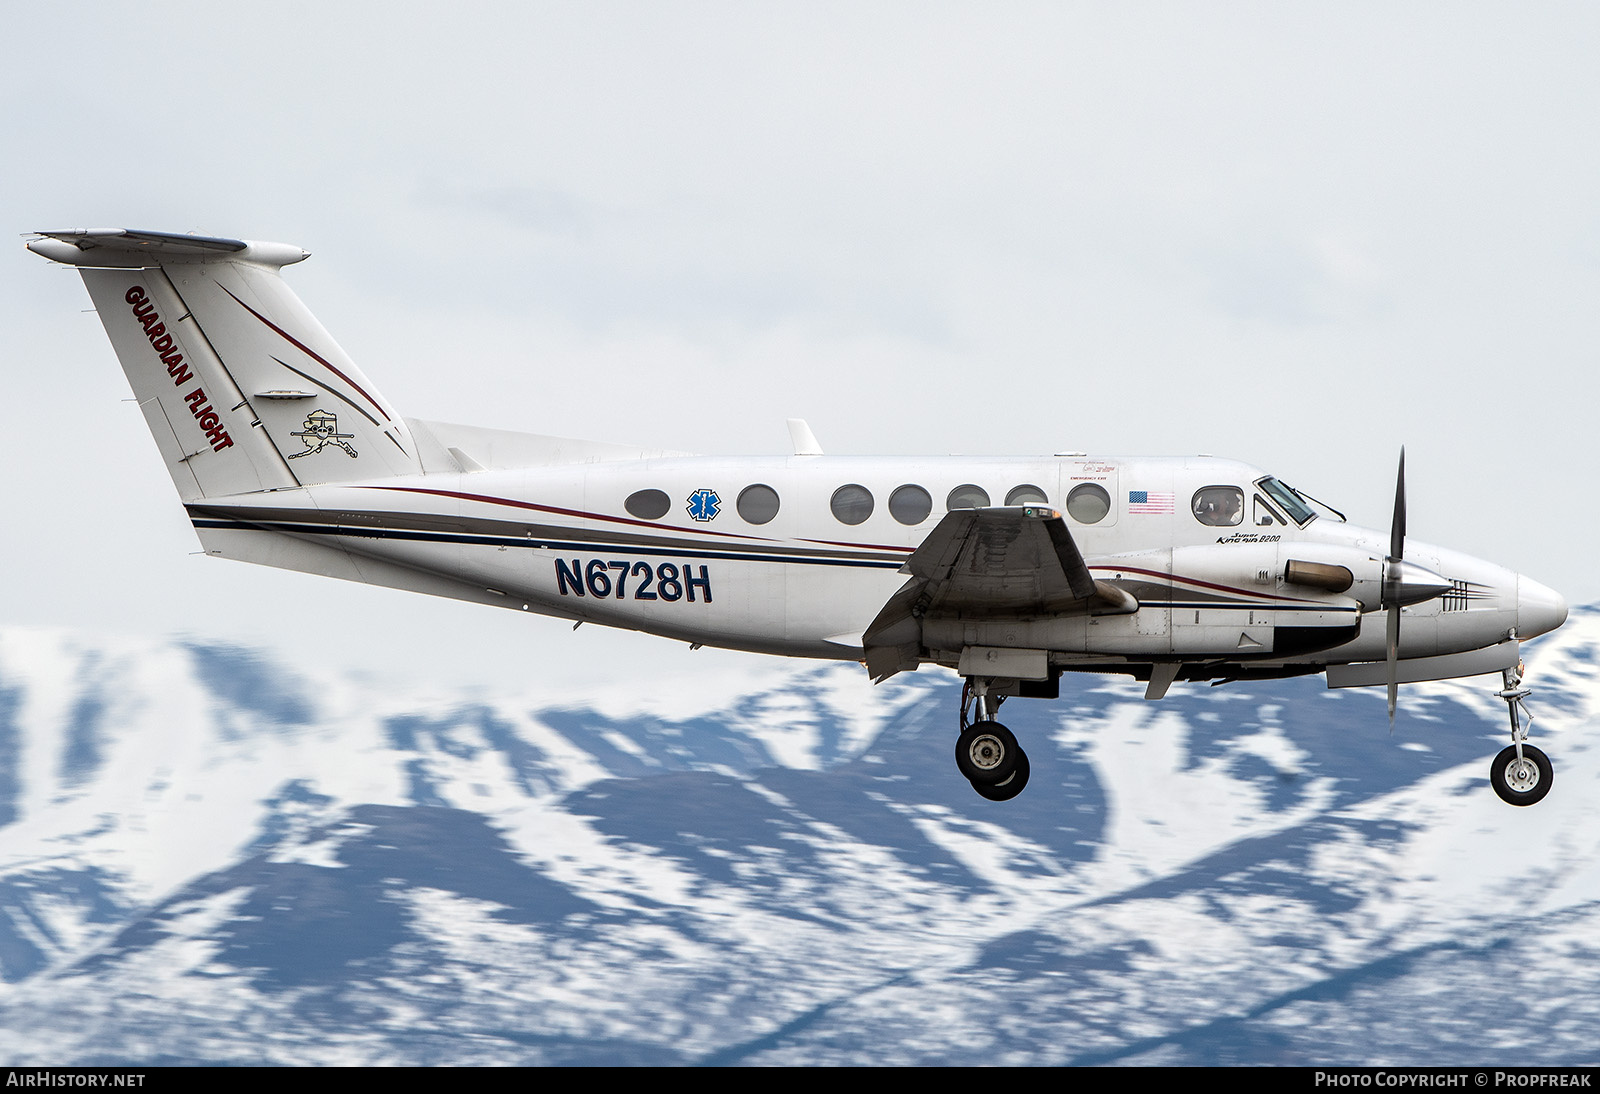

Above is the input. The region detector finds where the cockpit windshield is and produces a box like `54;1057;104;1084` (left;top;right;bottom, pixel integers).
1258;477;1318;526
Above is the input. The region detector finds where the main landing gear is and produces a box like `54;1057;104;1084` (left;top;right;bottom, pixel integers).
957;679;1030;801
1489;661;1553;807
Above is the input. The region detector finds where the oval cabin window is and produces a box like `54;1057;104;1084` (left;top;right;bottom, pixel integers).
737;484;781;525
1006;484;1048;507
1065;483;1111;524
946;484;990;510
625;489;672;520
888;484;932;525
830;484;874;525
1192;486;1244;527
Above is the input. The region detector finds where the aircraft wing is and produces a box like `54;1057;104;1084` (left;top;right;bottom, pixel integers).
862;506;1134;681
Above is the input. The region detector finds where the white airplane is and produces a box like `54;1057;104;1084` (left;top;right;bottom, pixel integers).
29;228;1570;806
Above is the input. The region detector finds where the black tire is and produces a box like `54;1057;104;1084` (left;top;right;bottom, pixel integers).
972;748;1030;802
1490;744;1553;806
955;721;1020;785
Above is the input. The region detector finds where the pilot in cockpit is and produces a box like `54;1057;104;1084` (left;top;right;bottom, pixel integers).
1193;486;1243;527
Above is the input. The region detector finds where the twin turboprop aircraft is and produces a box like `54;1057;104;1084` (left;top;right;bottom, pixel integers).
30;228;1570;806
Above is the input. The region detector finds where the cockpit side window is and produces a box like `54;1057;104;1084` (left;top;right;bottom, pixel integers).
1192;486;1243;527
1257;477;1317;526
1253;494;1286;527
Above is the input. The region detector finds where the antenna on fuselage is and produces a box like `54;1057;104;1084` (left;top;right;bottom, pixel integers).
787;418;823;456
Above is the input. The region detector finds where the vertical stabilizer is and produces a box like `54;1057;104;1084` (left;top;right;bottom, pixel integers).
29;229;420;500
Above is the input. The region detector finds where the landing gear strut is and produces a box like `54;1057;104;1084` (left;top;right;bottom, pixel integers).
957;679;1030;801
1489;661;1553;807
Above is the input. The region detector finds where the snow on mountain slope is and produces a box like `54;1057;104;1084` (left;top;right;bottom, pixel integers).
0;611;1595;1065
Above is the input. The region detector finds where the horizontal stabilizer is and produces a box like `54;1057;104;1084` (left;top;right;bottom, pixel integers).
407;418;692;472
28;229;306;267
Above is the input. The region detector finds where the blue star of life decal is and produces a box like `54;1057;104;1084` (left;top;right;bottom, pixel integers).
686;488;721;522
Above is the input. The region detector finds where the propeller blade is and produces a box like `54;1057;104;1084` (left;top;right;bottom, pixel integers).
1390;447;1406;563
1386;447;1406;725
1386;602;1401;725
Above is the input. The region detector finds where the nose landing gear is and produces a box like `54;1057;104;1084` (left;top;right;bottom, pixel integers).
957;679;1031;801
1489;661;1553;807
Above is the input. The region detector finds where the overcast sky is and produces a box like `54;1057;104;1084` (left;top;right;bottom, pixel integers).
5;3;1598;691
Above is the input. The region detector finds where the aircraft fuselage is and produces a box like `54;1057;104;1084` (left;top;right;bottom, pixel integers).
188;451;1564;677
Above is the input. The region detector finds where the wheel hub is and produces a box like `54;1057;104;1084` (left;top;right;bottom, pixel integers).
968;734;1006;772
1504;757;1541;793
955;719;1021;786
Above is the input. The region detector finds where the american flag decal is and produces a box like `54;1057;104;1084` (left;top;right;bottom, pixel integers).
1128;490;1175;514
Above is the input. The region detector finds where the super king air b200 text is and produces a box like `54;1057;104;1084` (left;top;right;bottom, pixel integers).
30;228;1571;806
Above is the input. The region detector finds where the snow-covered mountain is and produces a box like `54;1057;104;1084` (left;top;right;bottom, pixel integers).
1;611;1597;1065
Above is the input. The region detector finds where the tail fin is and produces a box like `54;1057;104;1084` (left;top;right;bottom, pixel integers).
29;229;420;500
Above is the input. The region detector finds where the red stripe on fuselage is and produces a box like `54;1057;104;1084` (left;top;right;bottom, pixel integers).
1090;564;1326;605
365;485;922;558
799;536;915;553
368;485;776;542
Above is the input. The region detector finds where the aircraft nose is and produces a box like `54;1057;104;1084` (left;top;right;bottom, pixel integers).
1517;575;1568;640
